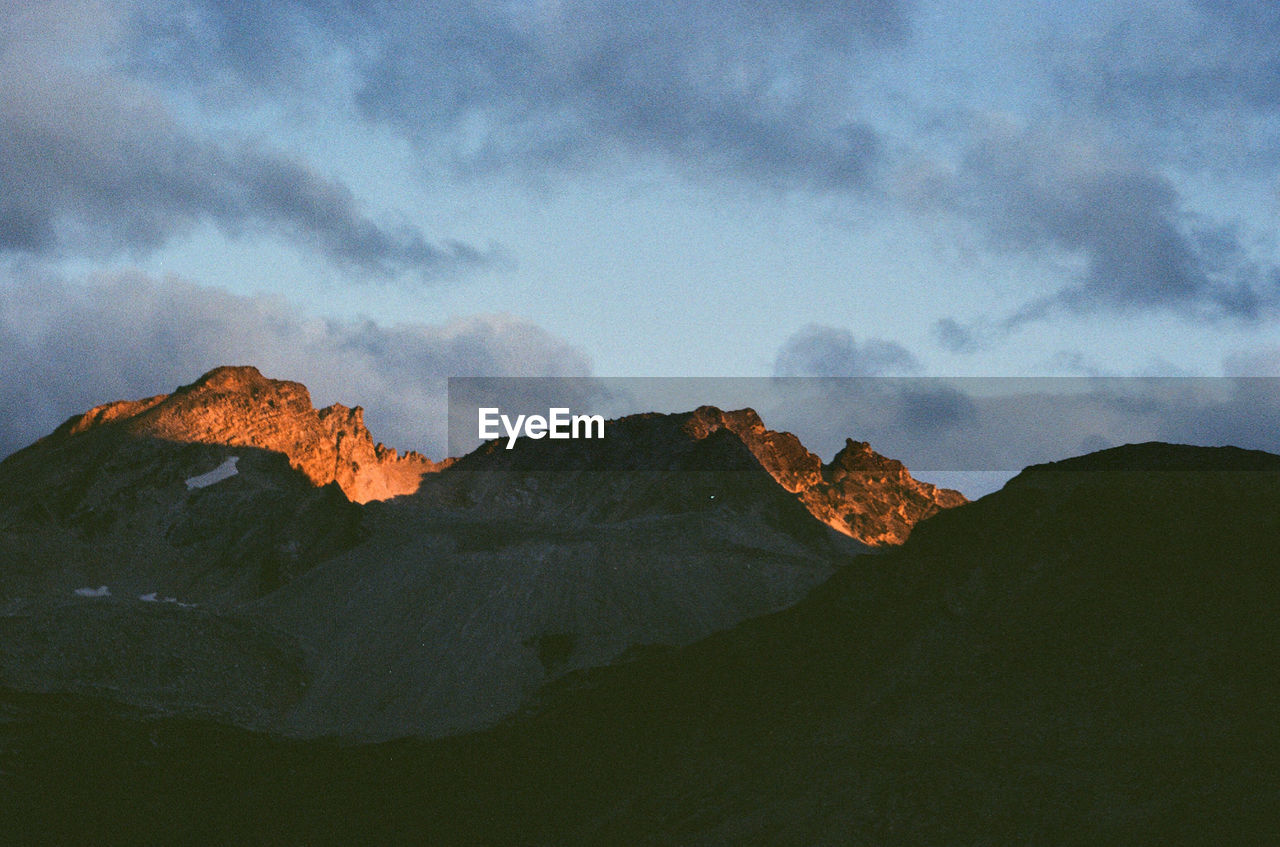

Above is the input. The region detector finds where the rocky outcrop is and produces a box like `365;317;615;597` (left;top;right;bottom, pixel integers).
430;404;964;546
677;406;966;544
46;366;442;503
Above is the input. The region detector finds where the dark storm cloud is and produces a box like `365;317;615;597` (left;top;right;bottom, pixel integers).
0;271;592;459
370;0;901;187
141;0;906;189
900;3;1280;331
773;324;919;376
949;122;1277;322
232;147;491;275
0;1;485;277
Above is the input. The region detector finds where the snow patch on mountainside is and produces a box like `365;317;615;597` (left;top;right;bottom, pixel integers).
139;592;194;607
186;456;239;489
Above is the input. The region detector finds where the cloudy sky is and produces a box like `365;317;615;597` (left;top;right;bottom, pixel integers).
3;0;1279;474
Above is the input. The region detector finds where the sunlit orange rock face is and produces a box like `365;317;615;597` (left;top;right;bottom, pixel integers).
52;366;443;503
679;406;966;545
42;370;962;543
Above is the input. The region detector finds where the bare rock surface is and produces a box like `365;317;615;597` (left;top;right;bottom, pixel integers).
47;365;441;503
678;406;966;544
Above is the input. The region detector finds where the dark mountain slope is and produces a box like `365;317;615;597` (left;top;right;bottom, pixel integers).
410;442;1275;845
0;434;362;605
5;442;1268;844
252;415;863;738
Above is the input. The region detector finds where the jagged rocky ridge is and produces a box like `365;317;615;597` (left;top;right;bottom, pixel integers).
0;366;961;739
42;365;442;503
430;404;964;545
678;406;966;544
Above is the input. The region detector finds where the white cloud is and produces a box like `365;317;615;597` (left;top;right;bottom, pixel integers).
0;270;593;459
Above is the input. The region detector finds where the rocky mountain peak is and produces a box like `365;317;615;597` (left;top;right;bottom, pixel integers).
680;405;766;437
828;438;892;472
179;364;279;394
45;366;440;503
422;401;961;545
54;395;168;438
669;407;965;545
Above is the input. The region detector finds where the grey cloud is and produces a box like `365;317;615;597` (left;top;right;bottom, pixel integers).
932;317;979;354
773;324;919;377
0;1;484;277
893;383;976;435
949;122;1277;322
231;147;491;275
1224;346;1280;377
1043;3;1280;170
130;0;326;93
144;0;906;190
0;271;592;460
1099;1;1280;110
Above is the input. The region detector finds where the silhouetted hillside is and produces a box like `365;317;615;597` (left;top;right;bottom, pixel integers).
3;443;1277;844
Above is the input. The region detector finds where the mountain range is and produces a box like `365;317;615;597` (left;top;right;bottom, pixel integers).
1;367;1276;844
0;366;960;740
